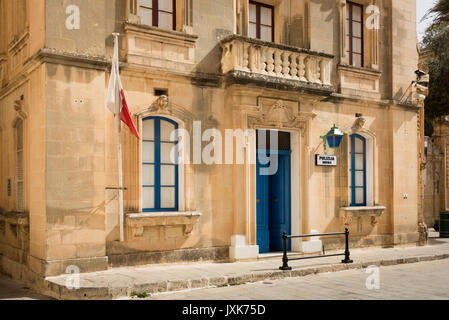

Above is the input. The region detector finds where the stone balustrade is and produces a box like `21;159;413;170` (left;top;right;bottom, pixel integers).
221;35;333;87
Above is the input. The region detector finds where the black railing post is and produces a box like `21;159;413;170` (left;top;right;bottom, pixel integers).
279;232;292;271
341;228;353;264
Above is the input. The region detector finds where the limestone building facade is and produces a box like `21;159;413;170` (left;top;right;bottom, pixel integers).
0;0;426;283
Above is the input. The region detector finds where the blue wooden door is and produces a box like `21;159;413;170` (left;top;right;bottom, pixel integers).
256;155;270;253
256;150;291;253
269;152;291;251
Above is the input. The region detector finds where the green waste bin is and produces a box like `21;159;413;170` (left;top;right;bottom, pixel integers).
440;211;449;238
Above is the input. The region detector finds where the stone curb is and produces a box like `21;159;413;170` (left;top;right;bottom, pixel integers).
44;253;449;300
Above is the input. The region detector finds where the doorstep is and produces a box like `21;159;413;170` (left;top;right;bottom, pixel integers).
258;251;311;259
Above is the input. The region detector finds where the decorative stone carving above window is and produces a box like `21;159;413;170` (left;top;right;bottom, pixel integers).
135;95;194;124
126;211;201;238
339;206;386;227
246;97;316;136
352;116;366;131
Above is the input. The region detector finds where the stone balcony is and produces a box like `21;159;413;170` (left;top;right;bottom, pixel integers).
220;35;334;93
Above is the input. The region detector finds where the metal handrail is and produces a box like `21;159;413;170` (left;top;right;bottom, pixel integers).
279;228;353;271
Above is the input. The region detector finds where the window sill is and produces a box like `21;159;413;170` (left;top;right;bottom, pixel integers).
124;22;199;42
339;206;386;227
338;64;381;76
126;211;201;238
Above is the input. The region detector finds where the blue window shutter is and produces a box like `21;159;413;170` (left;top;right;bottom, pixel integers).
142;116;179;212
350;134;367;207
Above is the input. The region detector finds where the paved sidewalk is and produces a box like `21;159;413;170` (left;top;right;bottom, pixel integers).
147;259;449;300
0;276;53;300
44;235;449;300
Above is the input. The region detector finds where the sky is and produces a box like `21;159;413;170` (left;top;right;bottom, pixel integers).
417;0;438;42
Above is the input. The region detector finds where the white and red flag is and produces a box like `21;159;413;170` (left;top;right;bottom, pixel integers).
107;36;140;140
107;34;139;242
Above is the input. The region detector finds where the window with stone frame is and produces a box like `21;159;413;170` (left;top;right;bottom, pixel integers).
341;130;375;208
142;116;179;212
139;0;176;30
248;1;274;42
346;1;364;68
16;119;24;212
349;134;367;206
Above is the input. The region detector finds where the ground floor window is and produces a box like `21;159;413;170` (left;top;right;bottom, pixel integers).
349;133;366;206
142;116;178;212
16;118;24;212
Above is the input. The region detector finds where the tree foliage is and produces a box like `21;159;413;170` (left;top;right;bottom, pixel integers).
424;0;449;25
422;0;449;136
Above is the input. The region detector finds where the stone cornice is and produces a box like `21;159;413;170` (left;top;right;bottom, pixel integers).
327;93;421;111
337;63;382;78
224;70;334;96
37;48;110;70
8;28;30;54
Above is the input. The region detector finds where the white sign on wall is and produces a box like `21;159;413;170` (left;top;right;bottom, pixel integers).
316;154;337;166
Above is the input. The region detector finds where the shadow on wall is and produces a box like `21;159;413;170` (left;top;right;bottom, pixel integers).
312;0;337;22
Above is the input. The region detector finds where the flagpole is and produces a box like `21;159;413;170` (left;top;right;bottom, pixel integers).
112;33;125;242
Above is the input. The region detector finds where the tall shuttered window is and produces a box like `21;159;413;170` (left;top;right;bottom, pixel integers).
140;0;176;30
249;1;274;42
142;117;179;212
346;2;363;67
16;119;24;212
349;134;366;206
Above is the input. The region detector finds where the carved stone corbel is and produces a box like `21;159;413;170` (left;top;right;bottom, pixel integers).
14;97;28;121
132;226;145;238
340;213;353;228
183;224;194;236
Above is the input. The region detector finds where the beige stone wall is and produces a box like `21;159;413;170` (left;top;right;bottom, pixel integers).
390;0;419;100
45;0;124;57
0;0;423;277
45;63;107;264
0;0;47;274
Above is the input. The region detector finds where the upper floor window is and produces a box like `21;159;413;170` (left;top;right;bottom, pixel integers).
349;134;366;206
16;119;24;212
249;1;274;42
346;2;363;67
140;0;176;30
142;116;179;212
